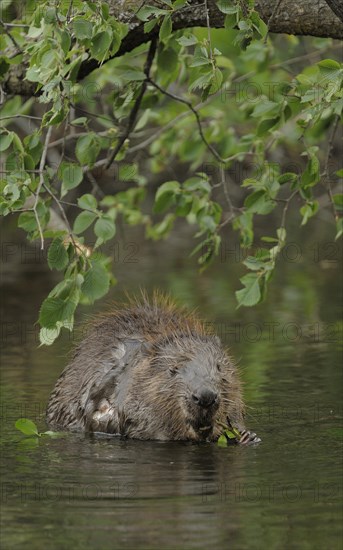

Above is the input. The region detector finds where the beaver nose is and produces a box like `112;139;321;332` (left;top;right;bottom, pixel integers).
192;390;218;408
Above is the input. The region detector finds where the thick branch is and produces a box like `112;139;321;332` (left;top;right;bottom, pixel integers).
324;0;343;22
2;0;343;97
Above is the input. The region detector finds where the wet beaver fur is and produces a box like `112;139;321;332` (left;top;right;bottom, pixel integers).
46;293;260;444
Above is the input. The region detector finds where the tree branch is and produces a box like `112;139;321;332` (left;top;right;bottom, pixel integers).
2;0;342;98
34;126;52;250
147;77;224;163
105;37;157;170
324;0;343;22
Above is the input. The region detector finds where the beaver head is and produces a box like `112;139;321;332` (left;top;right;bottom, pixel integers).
147;333;243;441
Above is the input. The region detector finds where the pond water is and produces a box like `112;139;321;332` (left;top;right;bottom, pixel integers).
1;217;342;550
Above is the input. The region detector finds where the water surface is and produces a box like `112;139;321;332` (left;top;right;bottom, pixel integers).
1;219;342;549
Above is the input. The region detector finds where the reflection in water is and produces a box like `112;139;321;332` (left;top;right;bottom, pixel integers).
1;219;342;549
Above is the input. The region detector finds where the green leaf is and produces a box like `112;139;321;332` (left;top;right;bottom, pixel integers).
15;418;39;436
70;117;88;127
73;211;97;234
81;262;110;301
39;296;78;329
300;201;319;225
154;181;180;213
261;236;279;243
159;15;172;43
189;72;213;92
183;177;211;194
244;190;275;214
60;162;83;196
94;216;116;242
0;132;13;151
236;273;261;307
224;429;236;439
0;57;10;78
73;18;93;40
176;34;198;46
317;59;341;72
48;237;69;271
257;117;279;136
90;31;112;61
18;211;37;232
41;430;66;438
252;100;280;118
157;47;178;74
39;326;61;346
144;18;158;33
243;256;265;271
136;6;169;21
78;194;97;210
59;29;71;55
278;173;298;185
44;7;57;23
147;213;175;240
217;434;228;447
75;134;100;167
208;67;223;95
217;1;238;14
119;163;138;181
333;194;343;212
118;66;146;81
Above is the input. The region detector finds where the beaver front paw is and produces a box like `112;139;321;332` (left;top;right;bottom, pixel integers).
238;429;261;445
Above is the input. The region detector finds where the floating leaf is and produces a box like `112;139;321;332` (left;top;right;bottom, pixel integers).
15;418;39;436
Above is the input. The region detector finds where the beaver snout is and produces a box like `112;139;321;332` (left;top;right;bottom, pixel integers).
192;389;218;409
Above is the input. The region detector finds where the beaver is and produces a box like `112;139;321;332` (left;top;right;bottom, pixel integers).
46;293;260;444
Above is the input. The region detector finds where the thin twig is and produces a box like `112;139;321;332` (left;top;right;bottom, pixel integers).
0;114;43;122
0;18;23;51
322;114;340;220
82;158;108;174
49;130;110;148
66;0;74;22
42;183;77;247
0;84;5;105
34;126;52;250
265;0;283;42
280;190;298;229
219;165;234;213
0;170;41;173
127;109;196;153
0;22;30;27
69;104;115;124
204;0;213;62
105;37;157;170
147;77;224;163
86;170;105;198
43;183;92;259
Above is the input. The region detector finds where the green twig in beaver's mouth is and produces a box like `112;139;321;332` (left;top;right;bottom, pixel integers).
217;419;242;445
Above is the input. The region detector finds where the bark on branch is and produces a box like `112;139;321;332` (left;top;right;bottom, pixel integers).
2;0;343;98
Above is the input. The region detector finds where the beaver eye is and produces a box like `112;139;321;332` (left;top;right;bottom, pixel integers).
216;363;221;371
169;368;177;376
